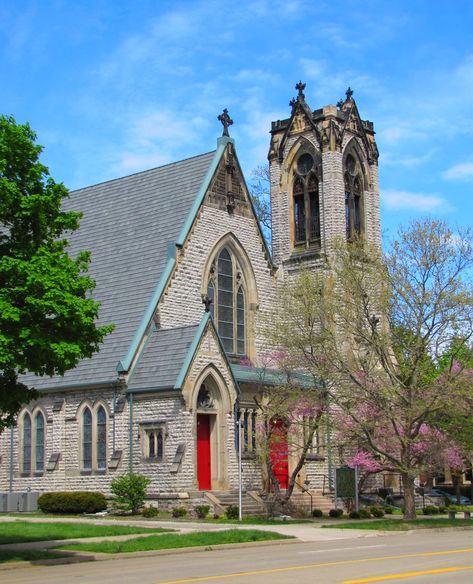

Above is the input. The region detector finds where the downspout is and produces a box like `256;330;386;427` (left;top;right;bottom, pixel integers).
128;392;134;472
112;384;117;453
9;426;14;492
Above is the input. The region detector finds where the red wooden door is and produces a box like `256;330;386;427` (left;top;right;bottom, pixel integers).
269;419;289;489
197;414;211;490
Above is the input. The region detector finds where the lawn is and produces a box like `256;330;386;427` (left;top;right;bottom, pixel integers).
0;521;173;544
57;529;292;553
322;518;473;530
0;549;73;564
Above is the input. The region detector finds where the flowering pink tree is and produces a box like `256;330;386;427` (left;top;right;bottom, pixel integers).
266;220;473;519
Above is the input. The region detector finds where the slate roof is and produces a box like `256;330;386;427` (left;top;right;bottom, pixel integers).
127;325;200;391
22;151;216;390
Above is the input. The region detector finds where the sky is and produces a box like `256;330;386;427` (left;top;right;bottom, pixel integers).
1;0;473;242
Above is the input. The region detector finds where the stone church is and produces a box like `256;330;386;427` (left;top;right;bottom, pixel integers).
0;83;380;511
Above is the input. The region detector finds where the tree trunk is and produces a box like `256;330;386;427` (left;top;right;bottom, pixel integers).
401;472;417;519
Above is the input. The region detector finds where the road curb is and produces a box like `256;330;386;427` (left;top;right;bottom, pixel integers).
0;537;300;571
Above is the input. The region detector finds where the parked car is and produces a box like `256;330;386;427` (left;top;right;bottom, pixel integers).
429;488;472;505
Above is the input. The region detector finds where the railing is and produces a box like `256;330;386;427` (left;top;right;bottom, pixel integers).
322;474;335;496
295;478;313;514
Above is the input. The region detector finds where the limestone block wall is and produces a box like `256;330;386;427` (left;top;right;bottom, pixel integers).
158;204;275;365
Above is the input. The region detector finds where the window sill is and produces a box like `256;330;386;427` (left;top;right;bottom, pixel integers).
80;469;108;475
142;457;164;464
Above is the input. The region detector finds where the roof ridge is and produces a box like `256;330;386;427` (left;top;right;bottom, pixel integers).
72;150;216;193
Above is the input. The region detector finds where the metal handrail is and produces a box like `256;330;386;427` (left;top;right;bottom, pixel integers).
295;477;313;514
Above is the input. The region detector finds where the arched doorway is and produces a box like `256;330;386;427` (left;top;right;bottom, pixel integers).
269;419;289;489
194;374;230;491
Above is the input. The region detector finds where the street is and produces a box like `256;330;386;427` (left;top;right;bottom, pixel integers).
3;530;473;583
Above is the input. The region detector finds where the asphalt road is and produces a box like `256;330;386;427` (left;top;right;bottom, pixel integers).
3;530;473;583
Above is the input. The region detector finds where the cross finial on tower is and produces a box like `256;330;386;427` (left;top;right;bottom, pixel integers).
295;80;306;100
218;108;233;137
345;87;354;100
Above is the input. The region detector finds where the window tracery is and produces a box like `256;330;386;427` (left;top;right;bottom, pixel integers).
292;152;320;248
207;247;246;355
344;153;364;240
80;404;108;472
21;410;45;474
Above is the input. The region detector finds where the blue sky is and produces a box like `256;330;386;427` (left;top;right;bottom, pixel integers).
1;0;472;241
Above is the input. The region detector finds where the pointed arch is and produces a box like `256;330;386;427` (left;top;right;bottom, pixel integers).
22;411;32;473
202;233;258;358
343;138;368;240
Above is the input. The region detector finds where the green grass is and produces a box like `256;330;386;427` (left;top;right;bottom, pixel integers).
0;549;72;564
323;518;473;530
0;521;173;544
207;517;312;525
58;529;292;553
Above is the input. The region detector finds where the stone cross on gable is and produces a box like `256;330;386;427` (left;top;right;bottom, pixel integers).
218;109;233;137
345;87;354;100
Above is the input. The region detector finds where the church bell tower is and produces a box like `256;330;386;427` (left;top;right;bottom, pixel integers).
268;83;381;271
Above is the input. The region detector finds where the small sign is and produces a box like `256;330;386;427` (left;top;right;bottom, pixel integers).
336;466;357;498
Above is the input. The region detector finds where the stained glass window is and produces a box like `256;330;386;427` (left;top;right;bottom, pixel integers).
97;406;107;470
23;413;31;473
35;412;45;472
83;407;92;470
293;157;320;247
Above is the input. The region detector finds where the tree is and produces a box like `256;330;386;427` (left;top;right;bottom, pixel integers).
0;115;113;429
250;354;327;513
267;219;473;519
249;165;271;244
110;472;151;514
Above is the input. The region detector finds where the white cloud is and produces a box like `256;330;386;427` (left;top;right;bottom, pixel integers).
443;162;473;180
382;189;450;212
382;148;438;168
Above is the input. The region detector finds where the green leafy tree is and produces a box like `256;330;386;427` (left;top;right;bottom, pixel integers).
111;472;151;514
0;115;113;429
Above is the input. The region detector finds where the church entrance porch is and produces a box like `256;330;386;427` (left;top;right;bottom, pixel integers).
197;414;212;490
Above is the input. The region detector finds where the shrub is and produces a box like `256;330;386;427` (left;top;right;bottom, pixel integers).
38;491;107;514
194;504;210;519
142;506;159;518
328;508;343;518
312;508;324;518
383;507;393;514
172;506;187;518
439;506;447;514
349;510;361;519
225;504;239;519
423;505;439;515
213;513;220;519
359;509;371;519
110;472;151;514
370;507;385;518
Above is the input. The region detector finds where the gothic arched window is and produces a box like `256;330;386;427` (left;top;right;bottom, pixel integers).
83;407;93;471
35;411;45;472
207;247;246;355
96;406;107;470
292;153;320;247
344;153;364;240
22;413;32;473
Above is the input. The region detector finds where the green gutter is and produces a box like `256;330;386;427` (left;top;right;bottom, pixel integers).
176;137;232;247
117;254;175;373
117;141;230;374
174;313;211;389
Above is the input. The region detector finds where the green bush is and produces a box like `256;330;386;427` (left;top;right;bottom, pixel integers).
328;508;343;518
110;472;151;514
370;507;385;518
359;509;371;519
383;506;393;514
225;504;239;519
423;505;439;515
349;510;361;519
439;506;447;513
172;506;187;518
38;491;107;514
312;509;324;518
142;506;159;518
194;504;210;519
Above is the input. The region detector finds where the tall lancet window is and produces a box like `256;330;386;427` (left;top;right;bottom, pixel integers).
292;152;321;248
207;247;246;356
344;153;364;240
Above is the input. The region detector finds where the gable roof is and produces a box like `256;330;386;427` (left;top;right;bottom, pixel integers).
127;313;240;394
127;324;200;392
24;151;215;391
